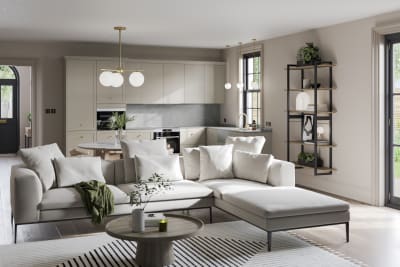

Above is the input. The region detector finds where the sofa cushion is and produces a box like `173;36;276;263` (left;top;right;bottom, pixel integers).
54;157;105;187
199;145;234;181
19;143;65;191
233;151;273;183
117;180;213;202
200;178;271;199
225;136;265;154
135;154;183;182
221;187;349;219
121;139;169;183
182;147;200;180
39;185;129;210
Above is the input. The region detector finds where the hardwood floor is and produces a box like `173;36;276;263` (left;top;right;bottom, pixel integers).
1;155;400;267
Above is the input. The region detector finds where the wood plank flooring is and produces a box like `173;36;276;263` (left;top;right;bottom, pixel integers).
1;155;400;267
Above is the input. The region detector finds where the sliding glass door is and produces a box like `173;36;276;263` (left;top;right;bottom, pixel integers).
386;33;400;208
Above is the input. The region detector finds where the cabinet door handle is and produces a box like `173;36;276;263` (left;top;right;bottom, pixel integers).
80;136;84;139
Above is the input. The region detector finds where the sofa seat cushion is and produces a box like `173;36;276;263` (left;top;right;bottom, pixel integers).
222;187;349;219
39;185;129;210
117;180;213;202
200;178;271;199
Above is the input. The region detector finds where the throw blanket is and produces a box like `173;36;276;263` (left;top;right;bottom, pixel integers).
74;180;114;224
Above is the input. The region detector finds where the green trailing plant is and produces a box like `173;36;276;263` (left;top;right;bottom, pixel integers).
298;151;315;163
128;173;172;209
27;113;32;124
111;112;134;130
298;42;321;65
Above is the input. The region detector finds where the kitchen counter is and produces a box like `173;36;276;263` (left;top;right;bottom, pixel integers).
206;126;272;133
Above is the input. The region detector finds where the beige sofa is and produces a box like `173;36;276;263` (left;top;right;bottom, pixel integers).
10;157;349;251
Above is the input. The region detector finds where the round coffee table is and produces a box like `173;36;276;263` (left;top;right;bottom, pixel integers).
105;214;204;267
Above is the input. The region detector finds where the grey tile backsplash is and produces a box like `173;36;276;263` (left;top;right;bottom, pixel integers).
126;104;220;129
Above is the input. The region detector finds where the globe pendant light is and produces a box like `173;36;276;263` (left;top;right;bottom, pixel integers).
99;26;144;88
236;42;244;90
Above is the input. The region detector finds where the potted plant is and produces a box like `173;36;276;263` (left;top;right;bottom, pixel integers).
297;151;323;167
128;173;172;232
111;112;134;143
297;42;321;66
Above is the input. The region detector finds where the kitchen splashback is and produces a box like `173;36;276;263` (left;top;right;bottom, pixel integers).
126;104;220;129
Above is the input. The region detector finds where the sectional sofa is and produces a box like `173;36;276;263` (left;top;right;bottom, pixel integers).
10;140;350;251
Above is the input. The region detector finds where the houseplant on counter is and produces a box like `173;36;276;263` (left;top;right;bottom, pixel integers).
111;112;134;143
128;173;172;232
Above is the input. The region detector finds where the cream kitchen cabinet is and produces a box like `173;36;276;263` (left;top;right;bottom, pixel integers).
126;130;152;140
66;59;96;131
163;63;184;104
205;64;225;104
96;131;116;142
184;64;205;103
125;62;163;104
96;60;124;103
180;127;206;147
66;131;96;156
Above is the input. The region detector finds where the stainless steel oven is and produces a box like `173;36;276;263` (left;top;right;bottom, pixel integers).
153;128;180;154
96;108;126;131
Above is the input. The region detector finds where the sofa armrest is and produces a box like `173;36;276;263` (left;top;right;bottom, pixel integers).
10;165;43;224
268;159;295;187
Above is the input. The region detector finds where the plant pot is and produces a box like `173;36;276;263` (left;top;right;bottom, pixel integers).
298;158;324;168
132;208;145;233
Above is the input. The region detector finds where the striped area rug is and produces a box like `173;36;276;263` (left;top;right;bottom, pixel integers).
57;236;265;267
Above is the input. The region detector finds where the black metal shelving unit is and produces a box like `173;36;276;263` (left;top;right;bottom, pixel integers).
286;62;335;175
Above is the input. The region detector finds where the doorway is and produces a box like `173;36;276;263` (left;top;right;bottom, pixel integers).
0;66;19;154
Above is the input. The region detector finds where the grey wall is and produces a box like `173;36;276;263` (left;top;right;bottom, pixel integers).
126;104;220;129
0;41;223;150
16;66;31;148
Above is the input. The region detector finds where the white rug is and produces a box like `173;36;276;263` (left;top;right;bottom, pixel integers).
0;221;363;267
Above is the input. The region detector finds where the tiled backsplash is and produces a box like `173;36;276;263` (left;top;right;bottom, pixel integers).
126;104;220;129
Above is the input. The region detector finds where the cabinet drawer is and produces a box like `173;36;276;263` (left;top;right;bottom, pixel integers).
66;131;95;156
126;131;151;140
96;131;116;142
181;128;206;145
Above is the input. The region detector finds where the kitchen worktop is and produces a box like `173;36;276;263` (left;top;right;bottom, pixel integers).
110;126;273;132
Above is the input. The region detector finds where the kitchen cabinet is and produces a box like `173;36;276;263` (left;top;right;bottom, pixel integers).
96;60;124;103
184;64;205;103
96;131;116;143
205;64;225;104
163;63;184;104
126;130;152;140
180;127;206;147
66;131;95;156
125;62;163;104
66;59;96;131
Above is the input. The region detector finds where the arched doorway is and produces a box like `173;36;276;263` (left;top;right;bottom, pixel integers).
0;66;19;153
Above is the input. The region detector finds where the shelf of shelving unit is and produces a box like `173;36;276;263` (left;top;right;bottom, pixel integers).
286;61;336;176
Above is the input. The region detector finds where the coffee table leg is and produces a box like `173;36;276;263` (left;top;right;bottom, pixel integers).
136;240;175;267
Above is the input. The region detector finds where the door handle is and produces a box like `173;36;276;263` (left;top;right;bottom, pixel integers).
0;119;7;124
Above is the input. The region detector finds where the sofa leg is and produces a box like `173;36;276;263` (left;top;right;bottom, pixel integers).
14;224;18;244
11;213;13;226
209;207;213;224
267;231;272;252
345;222;349;242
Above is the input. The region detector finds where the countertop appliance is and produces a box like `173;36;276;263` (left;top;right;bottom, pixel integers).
153;128;180;154
97;108;126;131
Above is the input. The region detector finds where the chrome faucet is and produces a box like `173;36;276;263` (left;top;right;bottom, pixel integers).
238;112;248;129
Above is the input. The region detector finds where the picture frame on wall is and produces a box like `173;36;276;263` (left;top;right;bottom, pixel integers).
303;115;314;141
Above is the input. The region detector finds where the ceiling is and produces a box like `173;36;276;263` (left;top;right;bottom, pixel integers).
1;0;400;48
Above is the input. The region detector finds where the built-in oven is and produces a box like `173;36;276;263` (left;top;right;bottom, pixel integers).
97;108;126;130
153;129;180;154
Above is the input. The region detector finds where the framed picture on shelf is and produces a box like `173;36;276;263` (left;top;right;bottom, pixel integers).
303;115;314;141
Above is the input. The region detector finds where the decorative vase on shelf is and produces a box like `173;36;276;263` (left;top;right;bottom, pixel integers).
132;208;145;233
115;129;125;144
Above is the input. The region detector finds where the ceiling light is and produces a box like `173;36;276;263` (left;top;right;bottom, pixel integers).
236;42;244;90
99;26;144;88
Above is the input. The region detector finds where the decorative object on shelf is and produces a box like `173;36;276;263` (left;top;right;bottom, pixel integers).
303;115;314;141
98;26;145;88
310;83;321;88
236;42;244;90
111;112;134;143
159;219;168;232
295;92;310;111
306;103;328;112
224;45;232;90
297;152;323;167
297;42;321;66
317;126;325;139
302;78;311;89
128;173;172;232
251;120;257;130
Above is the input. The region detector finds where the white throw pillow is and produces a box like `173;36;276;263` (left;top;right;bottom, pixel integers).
19;143;65;191
182;147;200;180
121;139;169;183
54;157;105;187
233;150;274;183
225;136;266;154
199;145;234;181
135;155;183;182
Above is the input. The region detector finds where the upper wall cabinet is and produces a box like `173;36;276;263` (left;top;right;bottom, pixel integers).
184;64;205;103
66;59;96;131
163;63;185;104
96;60;124;103
205;64;225;104
125;61;163;104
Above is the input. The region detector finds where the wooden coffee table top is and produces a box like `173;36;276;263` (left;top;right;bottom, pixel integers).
105;214;204;242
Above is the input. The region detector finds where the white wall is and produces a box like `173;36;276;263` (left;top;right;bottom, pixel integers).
16;66;31;148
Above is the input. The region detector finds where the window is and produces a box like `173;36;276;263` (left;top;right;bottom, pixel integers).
242;52;261;127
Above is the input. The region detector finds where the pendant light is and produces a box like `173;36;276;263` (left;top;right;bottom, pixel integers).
224;45;232;90
236;42;244;90
250;38;259;90
99;26;145;88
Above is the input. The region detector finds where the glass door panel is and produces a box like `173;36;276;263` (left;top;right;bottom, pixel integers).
1;85;13;118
